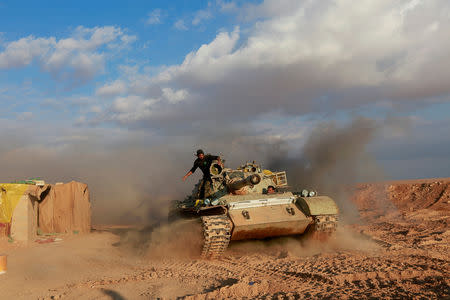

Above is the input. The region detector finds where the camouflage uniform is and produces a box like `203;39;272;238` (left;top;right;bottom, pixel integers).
189;154;219;200
197;178;213;199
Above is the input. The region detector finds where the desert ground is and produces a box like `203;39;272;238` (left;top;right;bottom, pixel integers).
0;178;449;299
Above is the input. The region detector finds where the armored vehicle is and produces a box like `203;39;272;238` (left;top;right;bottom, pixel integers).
171;159;339;258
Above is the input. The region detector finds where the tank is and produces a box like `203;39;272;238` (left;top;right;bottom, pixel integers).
171;160;339;259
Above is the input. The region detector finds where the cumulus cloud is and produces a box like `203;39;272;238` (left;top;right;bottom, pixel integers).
110;95;157;123
92;0;450;132
96;80;127;97
0;36;54;68
99;85;189;125
0;26;135;85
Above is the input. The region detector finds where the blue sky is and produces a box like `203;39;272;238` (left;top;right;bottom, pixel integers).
0;0;449;192
0;0;259;124
0;1;246;73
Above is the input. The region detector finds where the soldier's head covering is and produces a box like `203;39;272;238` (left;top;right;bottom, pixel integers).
196;149;204;156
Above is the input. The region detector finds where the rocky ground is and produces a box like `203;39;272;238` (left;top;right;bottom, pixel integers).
0;178;449;299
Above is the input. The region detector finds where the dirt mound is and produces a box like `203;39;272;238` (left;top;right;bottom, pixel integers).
352;178;450;215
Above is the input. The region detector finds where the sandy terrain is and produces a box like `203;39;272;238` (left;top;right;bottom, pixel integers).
0;178;449;299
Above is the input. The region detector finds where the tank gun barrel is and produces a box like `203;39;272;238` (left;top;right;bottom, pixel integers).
227;174;261;192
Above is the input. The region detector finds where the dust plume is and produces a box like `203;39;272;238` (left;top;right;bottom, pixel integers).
267;118;386;222
0;117;403;227
0;126;277;226
107;219;204;260
228;227;379;258
144;219;203;259
0;134;192;225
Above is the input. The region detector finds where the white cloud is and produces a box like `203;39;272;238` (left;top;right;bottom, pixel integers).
155;27;240;83
118;34;138;47
0;36;54;68
174;19;188;31
172;0;450;95
217;0;237;13
240;0;304;21
98;86;189;123
192;9;213;25
0;26;136;84
146;9;162;25
162;87;188;103
96;80;127;97
94;28;241;123
94;0;450;129
111;95;158;123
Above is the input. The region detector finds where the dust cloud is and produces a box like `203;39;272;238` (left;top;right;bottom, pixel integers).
0;117;402;227
102;218;204;261
228;227;379;258
0;138;191;225
144;219;203;259
266;118;386;222
0;132;280;226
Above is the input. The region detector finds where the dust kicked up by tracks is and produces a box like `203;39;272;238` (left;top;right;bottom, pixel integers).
50;223;448;299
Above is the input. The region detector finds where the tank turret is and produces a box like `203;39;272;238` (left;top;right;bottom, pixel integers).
227;174;261;194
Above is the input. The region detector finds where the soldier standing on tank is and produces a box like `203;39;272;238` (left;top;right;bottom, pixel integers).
182;149;222;200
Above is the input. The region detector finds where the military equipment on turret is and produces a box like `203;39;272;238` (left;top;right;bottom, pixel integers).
171;159;339;259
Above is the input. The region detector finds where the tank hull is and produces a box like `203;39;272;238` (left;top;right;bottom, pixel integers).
228;203;312;240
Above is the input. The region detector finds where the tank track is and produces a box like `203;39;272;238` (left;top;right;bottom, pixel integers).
311;214;338;240
201;215;232;259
